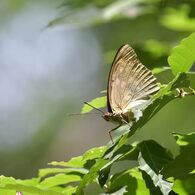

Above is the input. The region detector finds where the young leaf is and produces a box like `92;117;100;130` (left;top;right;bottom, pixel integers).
39;173;81;188
168;32;195;75
0;176;62;195
49;156;84;168
82;146;107;161
81;96;106;114
39;167;88;179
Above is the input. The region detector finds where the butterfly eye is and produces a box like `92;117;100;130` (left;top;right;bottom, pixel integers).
103;112;110;121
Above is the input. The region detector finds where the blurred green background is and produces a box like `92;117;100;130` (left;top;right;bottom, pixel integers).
0;0;195;179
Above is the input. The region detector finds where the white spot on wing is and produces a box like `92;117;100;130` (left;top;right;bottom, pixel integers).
124;99;152;121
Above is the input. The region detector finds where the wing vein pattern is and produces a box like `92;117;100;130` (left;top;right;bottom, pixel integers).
107;44;159;113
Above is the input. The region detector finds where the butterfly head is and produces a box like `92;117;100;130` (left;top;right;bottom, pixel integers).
102;112;112;121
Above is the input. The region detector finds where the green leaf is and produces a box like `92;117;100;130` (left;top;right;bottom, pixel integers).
102;186;128;195
154;73;190;99
98;153;124;187
138;140;173;173
138;152;173;195
61;185;77;194
0;189;15;195
39;167;88;178
98;166;111;188
168;32;195;76
39;173;81;188
82;146;107;161
49;156;84;168
49;146;106;171
98;142;139;187
0;176;63;195
99;139;149;188
76;159;108;195
109;168;149;195
100;140;173;190
172;179;188;195
81;96;106;113
173;175;195;195
162;132;195;179
173;132;195;146
152;67;170;75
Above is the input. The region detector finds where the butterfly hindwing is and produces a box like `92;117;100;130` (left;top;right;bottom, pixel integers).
107;44;159;114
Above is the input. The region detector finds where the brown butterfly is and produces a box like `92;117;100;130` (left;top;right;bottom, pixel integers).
85;44;159;142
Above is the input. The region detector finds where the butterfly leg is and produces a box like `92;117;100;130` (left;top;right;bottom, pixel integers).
120;114;133;129
121;119;132;127
109;124;121;144
176;87;195;98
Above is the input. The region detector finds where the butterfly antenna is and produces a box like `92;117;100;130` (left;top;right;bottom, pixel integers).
67;112;101;116
84;102;105;114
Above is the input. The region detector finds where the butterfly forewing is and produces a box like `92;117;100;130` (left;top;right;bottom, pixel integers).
107;44;159;114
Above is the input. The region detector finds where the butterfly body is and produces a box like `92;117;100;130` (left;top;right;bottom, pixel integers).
103;111;134;124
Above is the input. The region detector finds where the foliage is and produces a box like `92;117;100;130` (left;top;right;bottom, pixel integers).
1;1;195;195
168;32;195;75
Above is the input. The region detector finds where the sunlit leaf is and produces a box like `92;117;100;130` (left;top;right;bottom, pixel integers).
172;179;188;195
153;72;190;99
61;185;77;194
152;67;170;74
168;32;195;75
49;156;84;168
39;168;87;179
173;175;195;195
82;146;107;161
39;174;81;188
0;176;62;195
108;168;149;195
81;96;106;113
173;132;195;146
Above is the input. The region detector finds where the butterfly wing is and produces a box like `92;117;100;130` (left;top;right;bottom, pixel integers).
107;44;159;113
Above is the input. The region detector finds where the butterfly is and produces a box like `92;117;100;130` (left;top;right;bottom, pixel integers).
85;44;159;142
102;44;159;140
